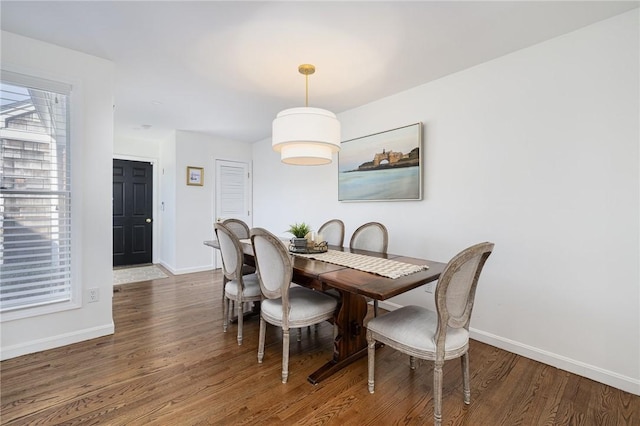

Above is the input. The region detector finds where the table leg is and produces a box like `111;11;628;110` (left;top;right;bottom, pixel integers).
307;291;368;384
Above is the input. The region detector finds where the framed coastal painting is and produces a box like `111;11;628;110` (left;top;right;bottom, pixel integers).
338;123;422;202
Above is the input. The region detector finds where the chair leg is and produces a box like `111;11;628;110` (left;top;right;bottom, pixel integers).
257;318;266;363
237;298;243;345
409;356;416;370
373;300;379;317
297;328;302;342
282;328;290;383
433;360;444;426
222;295;228;332
462;352;471;404
222;277;227;304
367;332;376;393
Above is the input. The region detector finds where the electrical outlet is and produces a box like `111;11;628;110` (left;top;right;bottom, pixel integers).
88;288;99;303
424;282;436;293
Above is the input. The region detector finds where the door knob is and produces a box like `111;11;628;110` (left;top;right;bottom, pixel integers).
146;218;152;223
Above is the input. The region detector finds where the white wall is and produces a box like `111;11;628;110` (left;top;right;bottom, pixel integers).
114;136;162;159
1;32;115;359
160;130;252;274
159;132;178;269
252;11;639;394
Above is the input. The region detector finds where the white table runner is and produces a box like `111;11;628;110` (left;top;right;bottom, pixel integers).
293;249;429;279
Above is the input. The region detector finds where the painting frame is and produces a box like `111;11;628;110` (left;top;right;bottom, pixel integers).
338;123;422;202
187;166;204;186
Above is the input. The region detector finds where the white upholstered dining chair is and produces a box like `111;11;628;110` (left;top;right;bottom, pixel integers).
214;223;262;345
349;221;388;254
366;242;494;426
219;218;256;301
250;227;338;383
318;219;345;247
350;221;389;316
221;217;250;239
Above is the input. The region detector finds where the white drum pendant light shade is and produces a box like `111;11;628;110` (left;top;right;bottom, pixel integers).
272;64;341;165
272;107;341;165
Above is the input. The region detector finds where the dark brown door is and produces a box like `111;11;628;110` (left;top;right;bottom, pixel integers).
113;159;153;266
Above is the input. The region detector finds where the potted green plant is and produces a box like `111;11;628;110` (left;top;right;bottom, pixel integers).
287;222;312;249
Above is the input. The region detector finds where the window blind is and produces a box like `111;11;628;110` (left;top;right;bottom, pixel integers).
0;71;72;313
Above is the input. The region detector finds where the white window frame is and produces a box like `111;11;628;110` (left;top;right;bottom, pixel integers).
1;70;81;322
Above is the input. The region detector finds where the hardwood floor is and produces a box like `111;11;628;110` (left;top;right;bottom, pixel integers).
1;269;638;425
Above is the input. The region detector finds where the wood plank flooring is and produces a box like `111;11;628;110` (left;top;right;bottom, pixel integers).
1;269;638;425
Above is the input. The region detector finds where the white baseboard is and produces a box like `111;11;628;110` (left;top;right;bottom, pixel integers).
471;329;640;396
157;261;213;275
375;300;640;396
377;299;404;312
0;322;115;361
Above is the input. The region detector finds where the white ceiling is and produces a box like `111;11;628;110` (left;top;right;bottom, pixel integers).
1;1;637;143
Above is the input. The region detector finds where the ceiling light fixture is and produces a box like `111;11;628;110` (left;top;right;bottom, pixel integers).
272;64;341;165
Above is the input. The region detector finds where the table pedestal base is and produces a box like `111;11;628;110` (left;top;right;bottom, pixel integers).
307;291;369;384
308;347;367;385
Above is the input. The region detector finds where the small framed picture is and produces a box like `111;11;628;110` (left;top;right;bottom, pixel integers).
187;166;204;186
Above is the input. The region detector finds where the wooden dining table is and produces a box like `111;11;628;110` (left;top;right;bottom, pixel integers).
204;238;446;384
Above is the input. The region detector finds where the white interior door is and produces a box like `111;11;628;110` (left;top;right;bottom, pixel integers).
214;159;251;267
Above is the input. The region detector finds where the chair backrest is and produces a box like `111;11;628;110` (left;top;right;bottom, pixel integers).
214;223;244;281
349;222;388;253
221;218;250;240
318;219;345;247
434;242;494;347
250;227;292;304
